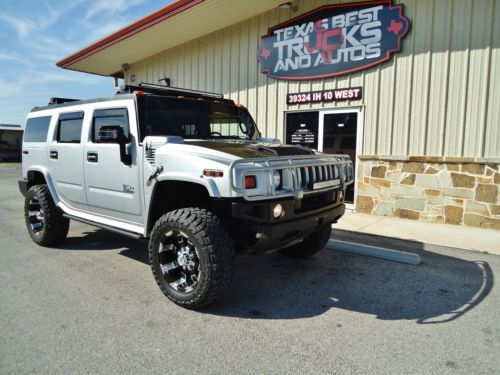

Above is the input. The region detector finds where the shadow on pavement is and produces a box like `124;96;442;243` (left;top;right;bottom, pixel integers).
204;241;493;324
57;229;149;264
57;228;493;324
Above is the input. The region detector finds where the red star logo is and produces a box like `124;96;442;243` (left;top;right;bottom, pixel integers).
387;19;403;35
260;47;271;60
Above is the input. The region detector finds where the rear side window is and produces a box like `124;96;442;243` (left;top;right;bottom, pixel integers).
57;112;84;143
92;108;129;142
24;116;51;142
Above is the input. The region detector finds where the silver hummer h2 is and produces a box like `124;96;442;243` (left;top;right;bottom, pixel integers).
19;83;353;309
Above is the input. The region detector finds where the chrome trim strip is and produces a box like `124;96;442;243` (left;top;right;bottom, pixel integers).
58;201;144;234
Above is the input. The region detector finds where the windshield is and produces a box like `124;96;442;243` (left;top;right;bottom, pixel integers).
138;95;260;141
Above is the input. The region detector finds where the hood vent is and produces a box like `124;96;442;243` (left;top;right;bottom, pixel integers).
249;145;278;156
145;146;156;166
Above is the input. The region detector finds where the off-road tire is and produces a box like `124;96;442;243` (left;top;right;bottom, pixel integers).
24;184;69;246
278;225;332;259
149;208;235;309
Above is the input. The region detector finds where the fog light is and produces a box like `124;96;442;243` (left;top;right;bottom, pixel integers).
273;203;285;218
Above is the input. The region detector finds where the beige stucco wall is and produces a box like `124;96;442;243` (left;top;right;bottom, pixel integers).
125;0;500;160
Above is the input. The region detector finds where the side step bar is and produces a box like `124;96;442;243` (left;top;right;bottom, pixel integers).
62;214;145;241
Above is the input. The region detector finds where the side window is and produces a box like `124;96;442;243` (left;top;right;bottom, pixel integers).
92;108;129;142
24;116;52;142
57;112;84;143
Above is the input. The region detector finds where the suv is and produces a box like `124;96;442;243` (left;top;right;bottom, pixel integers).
19;83;353;309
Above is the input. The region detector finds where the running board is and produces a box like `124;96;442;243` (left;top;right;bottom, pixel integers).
63;214;145;241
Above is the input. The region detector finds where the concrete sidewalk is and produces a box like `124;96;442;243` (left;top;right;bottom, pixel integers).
335;210;500;255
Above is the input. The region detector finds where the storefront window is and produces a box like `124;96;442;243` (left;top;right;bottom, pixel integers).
0;130;23;162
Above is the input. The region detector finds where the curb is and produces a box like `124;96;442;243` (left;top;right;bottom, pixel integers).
326;239;421;265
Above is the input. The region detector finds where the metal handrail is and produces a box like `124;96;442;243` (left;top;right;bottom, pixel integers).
229;153;354;201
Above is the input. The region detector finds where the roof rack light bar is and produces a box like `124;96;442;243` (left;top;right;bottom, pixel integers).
135;82;224;99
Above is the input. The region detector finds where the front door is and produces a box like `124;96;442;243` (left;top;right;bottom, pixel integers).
83;103;143;224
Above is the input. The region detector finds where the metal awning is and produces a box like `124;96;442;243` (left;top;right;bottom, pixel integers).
57;0;283;77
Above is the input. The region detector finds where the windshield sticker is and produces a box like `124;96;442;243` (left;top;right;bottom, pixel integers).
257;0;410;80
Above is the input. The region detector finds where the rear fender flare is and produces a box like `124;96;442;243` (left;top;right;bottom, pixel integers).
26;166;60;205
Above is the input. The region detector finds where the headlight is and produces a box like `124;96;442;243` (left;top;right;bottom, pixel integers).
273;203;285;218
272;170;281;189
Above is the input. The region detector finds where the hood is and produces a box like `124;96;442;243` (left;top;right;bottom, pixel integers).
183;139;314;159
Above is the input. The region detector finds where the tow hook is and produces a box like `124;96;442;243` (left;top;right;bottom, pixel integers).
315;215;326;226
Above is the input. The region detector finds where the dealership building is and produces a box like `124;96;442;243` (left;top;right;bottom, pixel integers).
57;0;500;229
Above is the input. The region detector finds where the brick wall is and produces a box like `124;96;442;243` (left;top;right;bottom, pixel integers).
356;156;500;230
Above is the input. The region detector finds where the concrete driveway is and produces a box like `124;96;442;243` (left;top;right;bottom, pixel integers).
0;165;499;374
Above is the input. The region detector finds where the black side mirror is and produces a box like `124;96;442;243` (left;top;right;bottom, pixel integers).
98;126;126;143
97;126;131;165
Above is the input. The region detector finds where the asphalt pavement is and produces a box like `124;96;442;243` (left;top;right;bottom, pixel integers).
0;164;499;374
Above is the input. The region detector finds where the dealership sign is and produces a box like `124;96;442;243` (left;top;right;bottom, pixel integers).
257;0;410;80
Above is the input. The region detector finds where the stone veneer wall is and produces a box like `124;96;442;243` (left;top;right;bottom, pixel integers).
356;156;500;230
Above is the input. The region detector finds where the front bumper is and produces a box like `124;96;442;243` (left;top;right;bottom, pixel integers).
230;191;345;253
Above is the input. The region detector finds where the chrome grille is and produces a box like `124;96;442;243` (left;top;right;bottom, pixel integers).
296;163;346;190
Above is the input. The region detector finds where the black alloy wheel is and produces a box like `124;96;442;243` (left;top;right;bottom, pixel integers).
149;208;234;309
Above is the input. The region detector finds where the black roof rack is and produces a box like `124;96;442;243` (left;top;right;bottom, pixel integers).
49;97;80;105
122;83;229;102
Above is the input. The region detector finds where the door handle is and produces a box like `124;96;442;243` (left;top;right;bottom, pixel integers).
87;152;98;163
50;150;58;160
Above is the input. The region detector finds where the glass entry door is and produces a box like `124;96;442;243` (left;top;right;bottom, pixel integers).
319;109;360;204
285;108;362;207
285;111;319;149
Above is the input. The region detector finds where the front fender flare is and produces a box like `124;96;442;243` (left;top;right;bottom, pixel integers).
145;175;221;237
154;173;221;198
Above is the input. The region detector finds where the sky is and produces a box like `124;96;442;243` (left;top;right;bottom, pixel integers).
0;0;170;126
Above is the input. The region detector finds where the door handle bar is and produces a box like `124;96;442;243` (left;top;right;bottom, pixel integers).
87;152;98;163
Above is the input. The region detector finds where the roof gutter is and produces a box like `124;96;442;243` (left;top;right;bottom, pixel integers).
56;0;204;71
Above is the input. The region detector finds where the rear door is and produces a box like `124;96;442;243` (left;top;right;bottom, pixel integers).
47;111;87;210
83;101;144;225
22;115;52;180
